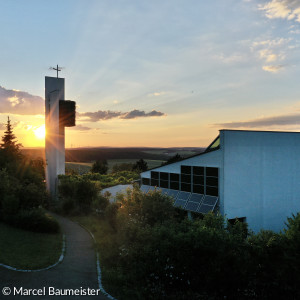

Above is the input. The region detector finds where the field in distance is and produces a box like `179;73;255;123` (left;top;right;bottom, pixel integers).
66;159;165;174
22;147;204;162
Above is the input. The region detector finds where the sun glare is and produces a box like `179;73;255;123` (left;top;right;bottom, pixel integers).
34;125;45;140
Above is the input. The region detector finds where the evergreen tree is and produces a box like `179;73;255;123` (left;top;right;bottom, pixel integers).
0;117;22;167
1;116;22;154
133;158;148;172
91;159;108;174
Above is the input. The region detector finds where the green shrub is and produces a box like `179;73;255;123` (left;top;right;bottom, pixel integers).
4;209;59;233
93;194;110;215
105;202;120;231
19;182;46;209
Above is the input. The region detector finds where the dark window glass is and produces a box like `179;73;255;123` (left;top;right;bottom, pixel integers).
193;175;204;185
181;174;191;184
206;176;218;187
170;181;179;190
193;184;204;194
206;167;218;177
151;171;159;179
206;186;218;196
181;183;191;192
160;180;168;188
228;217;246;225
142;178;150;185
181;165;191;174
193;166;204;175
151;179;159;187
170;173;179;181
160;172;169;181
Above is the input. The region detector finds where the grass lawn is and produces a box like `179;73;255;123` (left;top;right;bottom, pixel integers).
0;222;62;270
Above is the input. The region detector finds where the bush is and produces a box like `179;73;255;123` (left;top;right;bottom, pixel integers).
4;209;60;233
93;194;110;215
105;202;120;231
58;176;99;213
91;160;108;174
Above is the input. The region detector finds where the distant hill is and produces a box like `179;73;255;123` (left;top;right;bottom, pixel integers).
21;147;205;162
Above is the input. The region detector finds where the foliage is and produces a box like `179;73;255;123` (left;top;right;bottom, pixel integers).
161;153;183;166
111;163;135;173
0;116;22;161
3;208;60;233
74;188;300;300
0;118;51;233
58;176;99;213
91;159;108;174
132;158;148;172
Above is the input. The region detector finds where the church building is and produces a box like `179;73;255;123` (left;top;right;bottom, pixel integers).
140;130;300;232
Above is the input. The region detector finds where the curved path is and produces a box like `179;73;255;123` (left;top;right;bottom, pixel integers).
0;214;110;299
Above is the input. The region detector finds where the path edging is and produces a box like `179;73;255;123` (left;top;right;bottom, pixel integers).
0;234;66;272
74;222;117;300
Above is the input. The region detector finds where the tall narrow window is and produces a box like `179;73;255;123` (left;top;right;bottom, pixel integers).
181;165;191;192
151;171;159;187
159;172;169;188
170;173;180;190
205;167;218;196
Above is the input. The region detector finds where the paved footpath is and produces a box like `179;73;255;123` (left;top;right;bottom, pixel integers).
0;214;110;300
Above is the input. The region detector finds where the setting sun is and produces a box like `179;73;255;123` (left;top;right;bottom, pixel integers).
34;125;45;140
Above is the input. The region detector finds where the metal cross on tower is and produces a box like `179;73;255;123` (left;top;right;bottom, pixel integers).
50;65;63;78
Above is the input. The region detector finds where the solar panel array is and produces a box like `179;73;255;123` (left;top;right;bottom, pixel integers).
139;186;218;214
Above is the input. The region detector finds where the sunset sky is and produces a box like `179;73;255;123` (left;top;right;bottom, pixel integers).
0;0;300;148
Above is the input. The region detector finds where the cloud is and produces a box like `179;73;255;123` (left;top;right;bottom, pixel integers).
79;109;166;122
79;110;122;122
258;0;300;22
69;124;93;131
0;123;5;130
121;109;165;119
213;53;245;64
0;86;44;115
212;113;300;128
148;92;166;97
252;38;290;73
262;64;285;72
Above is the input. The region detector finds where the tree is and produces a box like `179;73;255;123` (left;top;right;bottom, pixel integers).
91;159;108;174
133;158;148;172
161;153;182;166
0;116;22;161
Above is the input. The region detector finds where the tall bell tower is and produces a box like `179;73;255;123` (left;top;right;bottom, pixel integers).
45;75;75;200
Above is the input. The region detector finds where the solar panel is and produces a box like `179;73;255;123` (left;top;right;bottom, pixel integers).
189;193;204;203
185;194;204;212
177;191;191;201
148;186;156;192
197;204;214;214
160;188;169;195
174;199;188;208
140;185;150;193
202;195;218;207
168;189;179;199
197;196;218;214
174;192;191;209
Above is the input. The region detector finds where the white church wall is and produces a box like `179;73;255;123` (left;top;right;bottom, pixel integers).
222;130;300;232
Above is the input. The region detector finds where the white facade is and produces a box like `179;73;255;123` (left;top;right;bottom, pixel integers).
140;130;300;232
45;76;65;199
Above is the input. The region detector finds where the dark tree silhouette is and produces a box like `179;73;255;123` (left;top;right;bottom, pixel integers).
0;116;22;162
161;153;182;166
91;159;108;174
133;158;148;172
1;116;21;150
